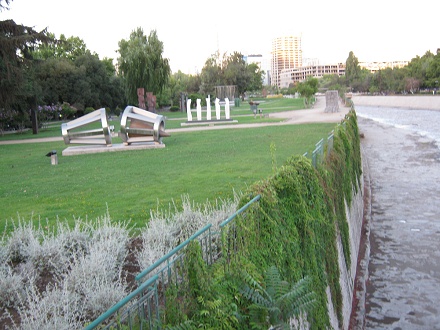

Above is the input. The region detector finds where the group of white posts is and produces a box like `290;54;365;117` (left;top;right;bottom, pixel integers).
186;96;230;122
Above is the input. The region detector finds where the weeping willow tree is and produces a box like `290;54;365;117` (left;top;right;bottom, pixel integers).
117;28;171;105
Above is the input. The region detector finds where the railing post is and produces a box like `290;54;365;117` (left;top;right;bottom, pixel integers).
327;131;334;157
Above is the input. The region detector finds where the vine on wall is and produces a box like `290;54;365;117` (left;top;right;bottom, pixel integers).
163;110;362;329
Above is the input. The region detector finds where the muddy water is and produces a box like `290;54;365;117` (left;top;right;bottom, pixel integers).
355;106;440;329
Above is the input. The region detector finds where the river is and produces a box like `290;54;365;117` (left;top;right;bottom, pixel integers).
353;105;440;329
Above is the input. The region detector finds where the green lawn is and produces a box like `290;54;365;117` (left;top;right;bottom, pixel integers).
0;97;331;231
0;123;336;230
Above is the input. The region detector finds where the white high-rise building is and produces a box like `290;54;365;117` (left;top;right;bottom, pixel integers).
271;35;302;88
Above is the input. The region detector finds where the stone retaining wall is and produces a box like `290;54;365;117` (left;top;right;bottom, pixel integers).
326;174;365;329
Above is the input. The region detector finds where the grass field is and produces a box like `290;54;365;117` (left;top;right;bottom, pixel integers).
0;98;333;231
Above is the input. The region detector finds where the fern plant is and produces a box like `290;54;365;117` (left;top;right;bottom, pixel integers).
240;265;316;329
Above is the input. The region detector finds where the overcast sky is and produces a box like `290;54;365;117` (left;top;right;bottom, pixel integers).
3;0;438;74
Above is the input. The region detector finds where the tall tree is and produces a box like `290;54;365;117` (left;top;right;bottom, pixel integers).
296;77;319;108
200;51;264;99
31;33;90;61
246;62;264;95
223;51;249;99
200;52;222;96
345;51;361;89
34;54;125;112
117;28;170;105
426;50;440;89
0;3;51;132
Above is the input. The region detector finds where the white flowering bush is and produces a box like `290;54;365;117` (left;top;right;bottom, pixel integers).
28;232;68;276
6;219;40;263
0;240;8;271
0;212;132;329
0;194;240;329
12;282;84;330
0;266;28;308
136;193;239;273
56;220;91;260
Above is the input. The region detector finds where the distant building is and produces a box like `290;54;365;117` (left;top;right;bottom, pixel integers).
265;35;412;88
359;61;409;72
279;63;346;88
302;58;320;67
271;35;302;87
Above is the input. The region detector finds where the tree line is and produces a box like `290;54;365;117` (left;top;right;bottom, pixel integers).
313;50;440;96
1;0;439;134
0;0;263;134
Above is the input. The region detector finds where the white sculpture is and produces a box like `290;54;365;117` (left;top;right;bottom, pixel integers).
215;98;221;120
206;96;211;121
186;99;193;121
196;99;202;121
225;98;230;119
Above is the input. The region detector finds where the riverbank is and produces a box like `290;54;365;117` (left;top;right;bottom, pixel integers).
351;94;440;110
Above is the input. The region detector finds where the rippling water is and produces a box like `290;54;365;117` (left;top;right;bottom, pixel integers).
355;106;440;147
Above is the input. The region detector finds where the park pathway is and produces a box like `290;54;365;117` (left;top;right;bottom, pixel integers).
355;103;440;329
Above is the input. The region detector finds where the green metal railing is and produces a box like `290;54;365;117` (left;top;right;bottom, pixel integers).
85;195;261;329
84;274;159;330
312;138;324;167
135;222;216;311
136;224;214;284
85;120;347;329
327;131;334;157
220;194;261;267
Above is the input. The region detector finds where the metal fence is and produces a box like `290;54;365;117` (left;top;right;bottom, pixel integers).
84;275;159;330
85;124;343;329
85;195;261;329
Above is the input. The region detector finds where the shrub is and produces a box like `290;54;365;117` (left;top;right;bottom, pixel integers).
113;106;122;116
136;194;239;273
266;93;283;99
64;249;128;320
60;102;77;119
84;107;95;115
57;220;91;260
6;219;40;264
188;93;205;108
169;105;180;112
0;266;28;308
12;282;85;330
1;213;133;328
